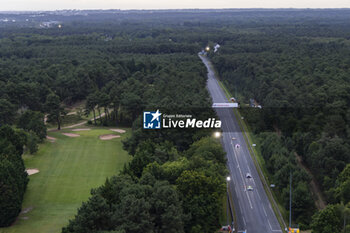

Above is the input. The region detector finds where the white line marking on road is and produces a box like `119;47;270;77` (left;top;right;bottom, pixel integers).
226;128;254;210
231;144;246;184
230;142;253;209
251;177;256;186
268;219;273;230
246;193;253;209
262;206;267;217
256;188;261;201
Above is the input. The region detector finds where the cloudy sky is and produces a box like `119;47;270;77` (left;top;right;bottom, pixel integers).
1;0;350;11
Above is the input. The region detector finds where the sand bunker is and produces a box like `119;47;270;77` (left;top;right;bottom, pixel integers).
109;129;126;133
72;128;91;131
62;133;80;137
26;169;39;176
21;207;34;214
99;134;121;140
46;136;56;142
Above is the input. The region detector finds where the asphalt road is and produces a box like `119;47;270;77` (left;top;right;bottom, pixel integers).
200;55;282;233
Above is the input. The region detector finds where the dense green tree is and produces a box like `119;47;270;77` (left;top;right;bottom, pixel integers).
259;132;315;225
340;181;350;204
62;174;184;233
293;182;316;225
98;91;110;123
332;164;350;205
128;140;179;177
185;137;226;164
26;132;39;154
0;159;22;226
176;170;225;233
311;205;342;233
109;85;121;123
17;110;46;141
0;98;15;125
45;93;64;130
85;93;98;125
0;125;28;227
120;92;143;122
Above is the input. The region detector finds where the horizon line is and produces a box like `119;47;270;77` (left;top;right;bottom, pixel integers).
1;7;350;13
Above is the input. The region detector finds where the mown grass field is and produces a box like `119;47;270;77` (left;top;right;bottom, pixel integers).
1;127;131;233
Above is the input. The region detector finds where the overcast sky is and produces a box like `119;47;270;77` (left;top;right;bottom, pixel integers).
1;0;350;11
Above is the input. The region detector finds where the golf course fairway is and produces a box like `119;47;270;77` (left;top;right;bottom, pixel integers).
1;127;131;233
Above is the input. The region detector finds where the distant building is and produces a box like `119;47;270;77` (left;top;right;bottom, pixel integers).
250;98;262;108
40;21;61;28
103;35;113;41
214;43;221;53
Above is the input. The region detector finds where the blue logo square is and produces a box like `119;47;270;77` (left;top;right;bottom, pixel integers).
143;110;162;129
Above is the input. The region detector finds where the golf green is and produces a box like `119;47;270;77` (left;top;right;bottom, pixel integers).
1;127;131;233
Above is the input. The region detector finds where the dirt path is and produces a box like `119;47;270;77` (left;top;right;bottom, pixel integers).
48;112;106;132
295;153;327;210
61;121;88;129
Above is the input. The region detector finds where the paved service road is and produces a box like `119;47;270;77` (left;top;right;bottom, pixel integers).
200;55;282;233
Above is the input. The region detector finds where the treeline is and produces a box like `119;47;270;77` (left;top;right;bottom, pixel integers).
0;111;46;227
258;133;315;227
0;126;29;226
0;31;206;128
210;18;350;231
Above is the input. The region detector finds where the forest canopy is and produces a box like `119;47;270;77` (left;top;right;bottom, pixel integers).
0;9;350;232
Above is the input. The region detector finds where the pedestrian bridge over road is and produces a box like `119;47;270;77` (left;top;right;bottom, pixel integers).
212;103;239;108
